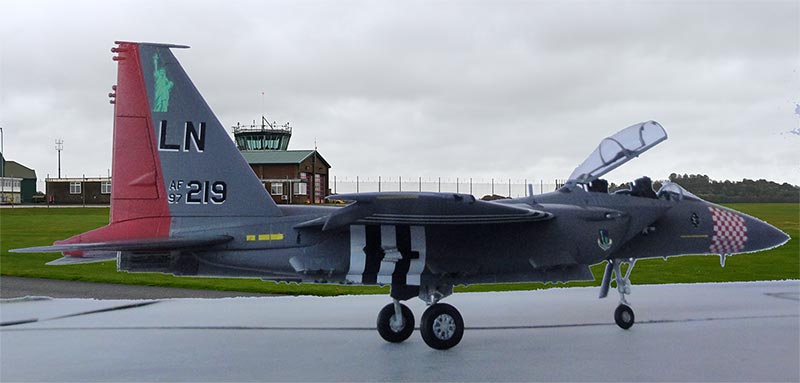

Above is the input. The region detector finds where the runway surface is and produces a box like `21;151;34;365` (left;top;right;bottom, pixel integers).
1;281;798;382
0;277;274;299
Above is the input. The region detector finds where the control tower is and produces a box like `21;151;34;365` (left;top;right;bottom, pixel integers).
232;116;292;151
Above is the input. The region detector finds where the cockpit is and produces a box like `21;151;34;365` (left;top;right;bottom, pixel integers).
562;121;702;202
655;182;701;201
585;177;700;202
610;176;658;199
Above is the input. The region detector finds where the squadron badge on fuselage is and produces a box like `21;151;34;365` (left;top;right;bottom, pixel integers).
597;229;613;251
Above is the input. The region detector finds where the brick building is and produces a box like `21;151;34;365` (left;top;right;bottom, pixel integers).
46;177;111;205
242;150;331;204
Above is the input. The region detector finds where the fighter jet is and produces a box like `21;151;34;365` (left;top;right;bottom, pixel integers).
12;42;790;350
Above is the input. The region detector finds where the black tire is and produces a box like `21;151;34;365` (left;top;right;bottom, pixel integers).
614;304;635;329
420;303;464;350
377;303;415;343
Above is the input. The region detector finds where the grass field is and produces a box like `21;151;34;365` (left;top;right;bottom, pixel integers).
1;203;797;296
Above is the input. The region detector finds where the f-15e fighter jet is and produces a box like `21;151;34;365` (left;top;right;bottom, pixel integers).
13;42;790;350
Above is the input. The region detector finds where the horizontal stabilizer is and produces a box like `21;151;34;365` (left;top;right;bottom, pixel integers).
313;192;553;231
11;235;233;254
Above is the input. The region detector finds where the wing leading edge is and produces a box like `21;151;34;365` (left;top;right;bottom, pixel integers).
297;192;553;231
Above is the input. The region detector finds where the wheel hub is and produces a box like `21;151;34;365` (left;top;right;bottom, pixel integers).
432;313;456;340
389;314;405;333
621;310;631;323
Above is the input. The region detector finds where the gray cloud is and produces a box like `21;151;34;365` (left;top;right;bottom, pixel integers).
1;0;797;193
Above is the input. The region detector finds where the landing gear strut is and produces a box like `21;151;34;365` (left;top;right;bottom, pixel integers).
600;258;637;329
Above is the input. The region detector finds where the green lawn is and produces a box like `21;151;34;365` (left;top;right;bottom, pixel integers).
0;203;797;296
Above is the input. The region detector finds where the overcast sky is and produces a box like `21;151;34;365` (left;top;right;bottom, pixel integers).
1;0;798;192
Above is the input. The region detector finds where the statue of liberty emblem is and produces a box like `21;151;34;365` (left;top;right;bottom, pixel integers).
153;53;173;112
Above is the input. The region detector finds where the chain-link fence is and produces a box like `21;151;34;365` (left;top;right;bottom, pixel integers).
330;176;566;198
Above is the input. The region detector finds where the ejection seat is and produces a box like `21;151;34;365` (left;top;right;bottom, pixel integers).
630;176;657;199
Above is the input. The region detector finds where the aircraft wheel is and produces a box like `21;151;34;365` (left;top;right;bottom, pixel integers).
377;303;415;343
420;303;464;350
614;304;634;329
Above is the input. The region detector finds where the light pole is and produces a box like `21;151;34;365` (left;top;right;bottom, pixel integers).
55;139;63;178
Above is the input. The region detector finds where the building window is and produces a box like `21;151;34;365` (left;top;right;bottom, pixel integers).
69;182;82;194
101;181;112;194
270;183;283;196
294;182;307;195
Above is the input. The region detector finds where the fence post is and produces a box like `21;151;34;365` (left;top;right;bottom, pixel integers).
438;177;441;192
378;176;381;192
456;177;459;193
419;176;421;192
470;178;473;195
357;176;359;193
491;178;494;196
508;178;511;197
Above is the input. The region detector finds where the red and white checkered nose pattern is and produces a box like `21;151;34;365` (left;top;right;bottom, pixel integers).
708;206;748;254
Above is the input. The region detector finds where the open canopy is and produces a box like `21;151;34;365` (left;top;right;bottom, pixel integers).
567;121;667;185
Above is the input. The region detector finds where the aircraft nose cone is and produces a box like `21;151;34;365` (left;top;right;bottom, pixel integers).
743;216;790;253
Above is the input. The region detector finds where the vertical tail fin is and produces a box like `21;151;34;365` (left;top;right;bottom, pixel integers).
114;41;281;221
57;42;280;247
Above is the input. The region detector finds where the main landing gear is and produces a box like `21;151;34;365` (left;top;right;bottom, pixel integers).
599;258;636;329
376;285;464;350
419;302;464;350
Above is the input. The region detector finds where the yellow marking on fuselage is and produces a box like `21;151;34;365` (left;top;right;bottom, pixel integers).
254;233;285;241
680;234;709;238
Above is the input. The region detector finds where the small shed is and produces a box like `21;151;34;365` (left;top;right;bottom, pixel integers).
3;160;37;203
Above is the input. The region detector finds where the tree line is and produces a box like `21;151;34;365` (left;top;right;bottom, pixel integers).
610;174;799;203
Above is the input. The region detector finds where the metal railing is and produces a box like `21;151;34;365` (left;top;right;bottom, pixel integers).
330;176;564;198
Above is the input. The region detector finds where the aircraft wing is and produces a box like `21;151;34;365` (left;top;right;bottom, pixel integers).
302;192;553;231
9;235;233;254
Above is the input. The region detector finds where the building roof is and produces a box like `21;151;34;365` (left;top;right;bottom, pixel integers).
4;161;36;180
47;177;111;183
241;150;331;168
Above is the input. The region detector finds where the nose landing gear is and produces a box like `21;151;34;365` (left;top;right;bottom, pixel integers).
614;303;635;329
600;258;637;329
